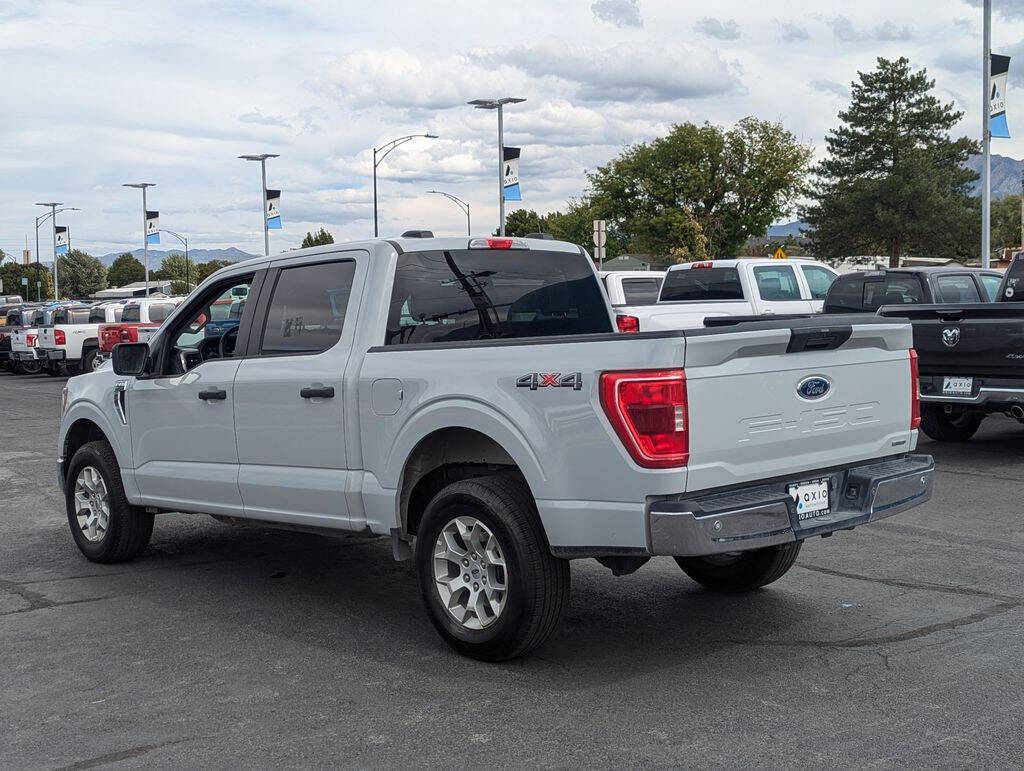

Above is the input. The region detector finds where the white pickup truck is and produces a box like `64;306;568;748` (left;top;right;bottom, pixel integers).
57;236;933;660
599;270;665;332
10;305;88;375
37;302;125;373
628;258;839;332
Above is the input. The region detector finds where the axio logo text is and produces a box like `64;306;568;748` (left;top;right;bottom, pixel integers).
738;401;880;442
796;376;831;400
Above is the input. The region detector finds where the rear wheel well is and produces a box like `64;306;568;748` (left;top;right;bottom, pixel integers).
400;428;530;537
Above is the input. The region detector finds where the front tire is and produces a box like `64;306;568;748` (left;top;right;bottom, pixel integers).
81;347;100;373
920;405;983;442
65;440;154;563
674;542;801;593
415;475;569;661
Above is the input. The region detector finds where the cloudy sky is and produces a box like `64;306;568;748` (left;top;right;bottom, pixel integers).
2;0;1023;258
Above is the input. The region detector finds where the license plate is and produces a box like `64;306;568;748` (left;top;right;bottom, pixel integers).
137;328;156;342
789;478;830;522
942;376;973;396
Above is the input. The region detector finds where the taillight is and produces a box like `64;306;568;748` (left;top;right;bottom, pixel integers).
126;327;139;342
600;370;688;468
26;334;37;346
616;314;640;333
690;261;714;269
909;349;921;429
55;330;66;345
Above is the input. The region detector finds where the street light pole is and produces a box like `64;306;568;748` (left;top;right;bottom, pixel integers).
427;190;471;235
468;97;525;236
34;205;78;300
238;153;279;256
982;0;992;269
161;229;190;291
372;133;438;237
122;183;156;295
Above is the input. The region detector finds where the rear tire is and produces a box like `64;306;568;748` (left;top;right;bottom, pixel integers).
65;440;154;563
81;347;100;373
674;542;802;593
415;475;569;661
46;361;62;376
920;405;983;442
19;359;42;375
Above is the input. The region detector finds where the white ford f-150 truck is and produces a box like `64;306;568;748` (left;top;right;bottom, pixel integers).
57;236;933;660
37;301;125;373
631;258;839;332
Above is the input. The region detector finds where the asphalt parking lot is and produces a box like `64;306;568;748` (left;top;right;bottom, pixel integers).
2;372;1022;769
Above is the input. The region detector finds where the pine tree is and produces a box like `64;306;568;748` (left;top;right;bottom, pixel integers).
804;57;979;267
301;228;335;248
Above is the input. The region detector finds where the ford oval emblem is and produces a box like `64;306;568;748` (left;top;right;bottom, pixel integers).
797;376;831;400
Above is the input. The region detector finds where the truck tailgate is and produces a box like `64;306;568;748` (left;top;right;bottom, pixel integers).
879;304;1024;378
683;318;916;491
641;301;753;331
37;327;57;349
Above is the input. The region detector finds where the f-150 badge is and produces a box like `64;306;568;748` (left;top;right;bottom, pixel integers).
516;372;583;391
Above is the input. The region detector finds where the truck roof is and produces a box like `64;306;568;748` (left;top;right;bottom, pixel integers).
665;257;819;272
843;266;1004;277
218;236;586;279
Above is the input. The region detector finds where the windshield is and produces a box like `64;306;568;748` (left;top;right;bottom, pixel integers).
386;249;611;345
660;267;743;302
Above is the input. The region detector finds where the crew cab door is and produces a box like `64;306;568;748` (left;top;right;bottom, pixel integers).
128;273;258;516
746;263;815;315
232;253;363;529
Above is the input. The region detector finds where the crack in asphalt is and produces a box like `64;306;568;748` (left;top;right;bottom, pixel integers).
54;740;185;770
722;564;1023;650
0;579;111;617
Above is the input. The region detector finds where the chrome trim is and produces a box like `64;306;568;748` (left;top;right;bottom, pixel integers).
648;455;934;557
113;380;128;425
920;386;1024;405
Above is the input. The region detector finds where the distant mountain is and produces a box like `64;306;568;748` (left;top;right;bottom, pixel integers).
967;153;1023;199
766;221;807;239
96;247;257;267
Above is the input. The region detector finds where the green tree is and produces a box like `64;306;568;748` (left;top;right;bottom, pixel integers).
107;252;145;288
301;227;335;248
803;57;980;267
587;118;811;258
56;250;107;299
991;194;1023;255
193;259;232;285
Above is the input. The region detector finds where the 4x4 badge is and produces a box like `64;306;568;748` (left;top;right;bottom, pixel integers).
516;372;583;391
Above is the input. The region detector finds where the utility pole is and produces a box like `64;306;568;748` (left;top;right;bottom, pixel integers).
238;153;279;256
982;0;992;269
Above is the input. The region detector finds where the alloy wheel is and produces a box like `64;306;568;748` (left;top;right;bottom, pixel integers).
73;466;110;543
432;515;508;630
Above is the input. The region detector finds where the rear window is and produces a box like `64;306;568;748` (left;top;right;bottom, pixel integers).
980;274;1003;301
753;265;802;301
935;275;982;303
385;249;611;345
862;276;925;310
660;267;743;302
88;308;107;323
1001;255;1024;301
121;305;141;323
5;311;23;326
24;309;44;326
619;277;663;305
148;303;175;322
57;309;91;324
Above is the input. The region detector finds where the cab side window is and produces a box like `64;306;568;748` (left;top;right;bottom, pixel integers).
801;265;838;300
935;275;981;304
753;265;802;301
259;261;356;356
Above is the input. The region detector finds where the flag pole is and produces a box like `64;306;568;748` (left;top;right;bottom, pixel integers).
983;0;992;269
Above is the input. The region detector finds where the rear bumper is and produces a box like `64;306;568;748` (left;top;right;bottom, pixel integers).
44;348;66;361
648;454;934;557
919;375;1024;409
13;350;38;361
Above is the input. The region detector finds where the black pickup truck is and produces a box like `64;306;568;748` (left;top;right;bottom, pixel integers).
823;266;1005;313
876;257;1024;441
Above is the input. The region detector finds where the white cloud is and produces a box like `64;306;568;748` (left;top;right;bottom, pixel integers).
695;17;741;40
591;0;642;28
776;20;810;42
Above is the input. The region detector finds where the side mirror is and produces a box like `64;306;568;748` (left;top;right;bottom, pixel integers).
111;342;150;376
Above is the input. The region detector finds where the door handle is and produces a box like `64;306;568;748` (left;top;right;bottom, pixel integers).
198;388;227;401
300;385;335;399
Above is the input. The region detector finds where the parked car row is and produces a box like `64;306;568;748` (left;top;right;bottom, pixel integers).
0;296;184;376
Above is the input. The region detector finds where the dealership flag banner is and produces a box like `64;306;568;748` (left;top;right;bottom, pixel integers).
266;189;282;229
146;211;160;244
503;147;521;201
55;226;69;255
992;54;1011;138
